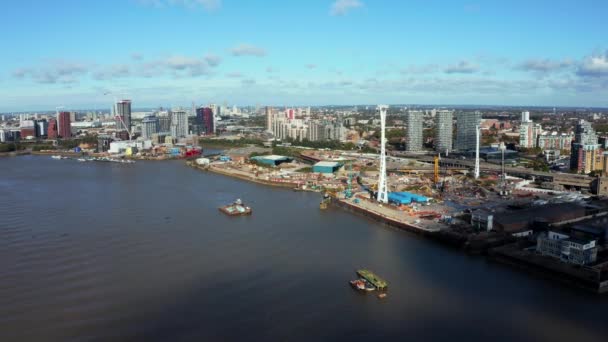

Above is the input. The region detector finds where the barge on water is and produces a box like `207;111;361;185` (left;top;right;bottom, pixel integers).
356;269;388;290
219;199;252;216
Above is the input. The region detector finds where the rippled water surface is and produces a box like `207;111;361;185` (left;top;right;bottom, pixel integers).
1;156;607;341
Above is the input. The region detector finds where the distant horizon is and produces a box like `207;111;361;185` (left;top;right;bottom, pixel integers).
2;103;608;115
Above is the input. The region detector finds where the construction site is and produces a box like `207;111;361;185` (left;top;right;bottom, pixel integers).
190;105;608;293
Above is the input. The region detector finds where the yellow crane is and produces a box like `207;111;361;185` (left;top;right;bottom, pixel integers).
433;155;440;184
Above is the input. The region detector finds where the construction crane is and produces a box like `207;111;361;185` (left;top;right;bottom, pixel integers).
344;160;355;199
433;155;440;184
104;91;132;141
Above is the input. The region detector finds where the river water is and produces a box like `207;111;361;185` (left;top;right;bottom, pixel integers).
1;156;607;341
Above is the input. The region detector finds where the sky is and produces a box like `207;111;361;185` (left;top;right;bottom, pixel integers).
1;0;607;111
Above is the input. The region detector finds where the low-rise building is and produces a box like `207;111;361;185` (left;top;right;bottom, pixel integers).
108;140;152;154
313;161;342;174
537;231;597;265
250;155;293;167
471;209;493;231
537;132;574;151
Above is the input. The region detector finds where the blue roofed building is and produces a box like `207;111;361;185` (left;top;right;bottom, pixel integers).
313;161;342;174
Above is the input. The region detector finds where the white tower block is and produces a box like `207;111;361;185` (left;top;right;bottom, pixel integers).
377;105;389;203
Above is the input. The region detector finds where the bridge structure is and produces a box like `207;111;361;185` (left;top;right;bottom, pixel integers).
414;156;594;189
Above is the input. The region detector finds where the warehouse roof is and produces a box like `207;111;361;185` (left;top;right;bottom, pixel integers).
314;161;342;167
252;155;290;161
264;155;289;161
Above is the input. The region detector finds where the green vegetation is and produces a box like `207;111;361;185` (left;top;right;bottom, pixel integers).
57;140;80;149
249;151;270;158
282;138;356;150
501;134;519;144
0;143;27;152
31;145;56;151
525;158;550;172
271;146;301;158
359;146;377;153
372;129;405;140
593;123;608;133
482;134;497;145
0;143;16;153
199;138;265;148
79;135;99;145
519;147;542;156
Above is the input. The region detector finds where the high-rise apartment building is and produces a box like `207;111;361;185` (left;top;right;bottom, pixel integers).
519;122;542;148
47;118;58;139
575;119;598;146
170;109;188;138
36;120;48;138
455;111;482;151
158;115;171;133
266;106;273;133
435;110;453;154
537;132;574;151
519;110;542;148
57;111;71;138
115;100;132;133
141;115;159;140
405;110;424;151
571;120;601;173
196;107;215;135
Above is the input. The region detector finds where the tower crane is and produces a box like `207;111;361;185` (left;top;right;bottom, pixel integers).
433;154;440;184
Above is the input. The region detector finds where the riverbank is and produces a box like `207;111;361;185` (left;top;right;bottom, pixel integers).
187;161;302;189
186;159;608;294
489;244;608;293
31;150;84;157
0;150;30;157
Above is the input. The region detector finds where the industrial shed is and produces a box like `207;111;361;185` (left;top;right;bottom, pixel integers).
251;155;293;166
313;161;342;173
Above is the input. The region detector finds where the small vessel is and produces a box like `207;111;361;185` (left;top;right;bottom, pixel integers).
377;293;387;299
349;278;376;292
320;193;331;210
77;158;87;162
51;155;61;160
219;199;252;216
356;269;388;290
349;279;366;291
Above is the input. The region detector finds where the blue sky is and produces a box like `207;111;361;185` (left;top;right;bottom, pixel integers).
1;0;607;111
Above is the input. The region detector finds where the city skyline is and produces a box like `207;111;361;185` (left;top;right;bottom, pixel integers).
1;0;607;111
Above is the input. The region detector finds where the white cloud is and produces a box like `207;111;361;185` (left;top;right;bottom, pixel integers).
93;64;131;80
305;64;317;69
330;0;363;16
577;51;608;77
204;54;222;67
147;55;209;77
444;61;479;74
230;44;266;57
12;60;89;84
517;58;573;73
